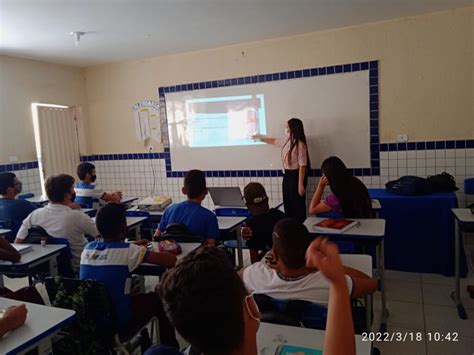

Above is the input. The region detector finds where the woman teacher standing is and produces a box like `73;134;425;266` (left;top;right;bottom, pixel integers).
253;118;310;222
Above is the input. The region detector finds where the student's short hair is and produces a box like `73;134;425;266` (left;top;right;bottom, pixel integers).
0;172;16;195
95;203;126;239
184;169;206;199
272;218;312;269
45;174;75;203
158;247;247;355
77;162;95;180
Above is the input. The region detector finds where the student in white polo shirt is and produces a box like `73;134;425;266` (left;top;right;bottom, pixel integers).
75;163;122;208
15;174;99;269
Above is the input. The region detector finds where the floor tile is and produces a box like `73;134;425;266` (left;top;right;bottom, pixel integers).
385;270;421;283
384;279;423;303
422;282;474;310
426;334;474;355
373;300;425;330
424;304;474;338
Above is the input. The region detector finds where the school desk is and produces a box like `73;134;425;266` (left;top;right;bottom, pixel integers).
0;229;11;236
0;297;75;355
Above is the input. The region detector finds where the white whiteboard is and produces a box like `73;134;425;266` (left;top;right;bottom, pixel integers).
165;70;370;171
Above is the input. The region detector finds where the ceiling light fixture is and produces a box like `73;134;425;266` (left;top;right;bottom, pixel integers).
70;31;86;46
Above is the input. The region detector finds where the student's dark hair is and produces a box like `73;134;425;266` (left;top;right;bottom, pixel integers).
95;203;126;240
0;172;16;195
285;118;311;169
272;218;312;269
77;162;95;181
321;156;374;218
158;247;247;355
184;169;206;199
45;174;75;203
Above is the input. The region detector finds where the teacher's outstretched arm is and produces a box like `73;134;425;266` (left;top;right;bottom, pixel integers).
251;133;277;145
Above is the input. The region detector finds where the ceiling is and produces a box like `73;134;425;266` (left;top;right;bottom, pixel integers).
0;0;471;67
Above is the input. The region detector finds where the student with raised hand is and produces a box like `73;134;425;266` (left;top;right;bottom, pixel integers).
0;172;36;232
154;169;219;246
0;236;21;262
242;218;376;303
149;242;356;355
74;162;122;208
80;203;177;347
306;237;356;355
309;156;374;218
253;118;310;222
0;304;28;337
15;174;99;269
241;182;286;263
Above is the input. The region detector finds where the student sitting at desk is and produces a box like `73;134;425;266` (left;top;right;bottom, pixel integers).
242;218;377;303
0;304;27;337
15;174;99;269
80;203;178;346
241;182;286;264
0;172;36;232
154;169;219;246
74;162;122;208
149;240;356;355
0;236;21;262
309;156;374;218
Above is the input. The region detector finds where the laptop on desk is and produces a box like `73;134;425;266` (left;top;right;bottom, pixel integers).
208;187;246;207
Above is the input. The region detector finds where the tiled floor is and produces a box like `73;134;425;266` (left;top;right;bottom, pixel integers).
3;258;474;355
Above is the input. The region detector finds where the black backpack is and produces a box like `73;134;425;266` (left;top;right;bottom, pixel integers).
385;176;433;196
427;172;459;192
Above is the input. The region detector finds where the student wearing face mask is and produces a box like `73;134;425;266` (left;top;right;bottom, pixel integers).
253;118;310;222
0;172;37;233
75;162;122;208
15;174;99;269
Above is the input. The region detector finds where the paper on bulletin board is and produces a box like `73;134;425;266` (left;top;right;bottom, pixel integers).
132;100;161;143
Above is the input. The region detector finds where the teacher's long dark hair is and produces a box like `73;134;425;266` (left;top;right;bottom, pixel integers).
321;156;374;218
285;118;311;169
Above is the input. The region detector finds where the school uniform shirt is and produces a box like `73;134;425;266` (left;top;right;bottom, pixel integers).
159;201;220;241
243;261;353;304
74;181;105;208
80;241;148;330
16;204;99;268
276;138;308;170
0;198;36;231
246;208;286;250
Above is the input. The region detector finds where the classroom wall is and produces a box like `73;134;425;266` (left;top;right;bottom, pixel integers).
0;55;89;164
84;6;473;154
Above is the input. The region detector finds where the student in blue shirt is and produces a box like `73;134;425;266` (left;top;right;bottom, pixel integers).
75;163;122;208
0;173;36;232
80;203;178;347
154;170;219;245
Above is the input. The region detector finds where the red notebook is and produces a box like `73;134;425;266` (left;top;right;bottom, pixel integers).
312;218;359;233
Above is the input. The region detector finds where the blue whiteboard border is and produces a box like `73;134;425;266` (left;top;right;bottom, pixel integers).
157;60;380;178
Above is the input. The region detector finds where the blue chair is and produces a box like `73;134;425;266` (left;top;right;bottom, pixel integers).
465;178;474;207
0;219;22;241
17;193;34;200
126;210;154;239
215;207;249;217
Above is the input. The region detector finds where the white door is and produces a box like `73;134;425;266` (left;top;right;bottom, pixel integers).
32;104;80;190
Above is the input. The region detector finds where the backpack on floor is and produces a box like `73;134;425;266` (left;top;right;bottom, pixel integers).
385;176;433;196
427;172;459;192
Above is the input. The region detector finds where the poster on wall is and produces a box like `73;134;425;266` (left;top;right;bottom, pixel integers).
132;100;161;143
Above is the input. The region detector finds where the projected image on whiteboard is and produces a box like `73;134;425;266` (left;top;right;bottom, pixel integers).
179;94;267;148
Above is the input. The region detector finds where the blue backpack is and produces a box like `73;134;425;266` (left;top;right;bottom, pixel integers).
385;176;433;196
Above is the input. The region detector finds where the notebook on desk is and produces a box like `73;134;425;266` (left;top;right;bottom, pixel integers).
208;187;246;207
13;244;33;254
312;218;359;234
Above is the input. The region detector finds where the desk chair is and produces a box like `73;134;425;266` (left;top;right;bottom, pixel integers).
25;227;76;278
18;193;34;200
44;277;159;355
254;293;369;334
0;219;21;241
214;207;250;217
465;178;474;208
126;210;155;240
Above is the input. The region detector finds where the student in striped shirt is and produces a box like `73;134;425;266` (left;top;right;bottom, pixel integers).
80;203;178;347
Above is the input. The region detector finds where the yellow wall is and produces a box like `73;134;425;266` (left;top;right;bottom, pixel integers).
84;7;473;155
0;55;89;163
